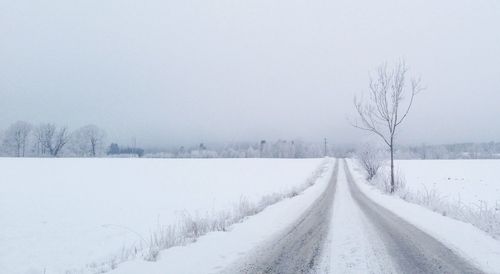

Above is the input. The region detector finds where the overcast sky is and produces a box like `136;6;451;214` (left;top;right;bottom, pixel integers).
1;0;499;147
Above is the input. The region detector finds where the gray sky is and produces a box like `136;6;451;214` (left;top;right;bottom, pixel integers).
1;0;499;147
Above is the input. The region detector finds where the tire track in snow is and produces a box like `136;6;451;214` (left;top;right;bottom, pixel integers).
320;160;397;273
343;159;483;274
222;159;480;274
222;159;339;274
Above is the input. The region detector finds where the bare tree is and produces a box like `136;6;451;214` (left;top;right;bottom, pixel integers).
72;125;106;157
356;143;384;181
35;124;70;157
52;127;69;157
352;61;423;193
35;124;55;156
2;121;32;157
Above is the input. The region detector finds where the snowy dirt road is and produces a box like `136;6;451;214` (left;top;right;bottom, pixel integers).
221;160;340;273
339;159;482;274
224;159;484;274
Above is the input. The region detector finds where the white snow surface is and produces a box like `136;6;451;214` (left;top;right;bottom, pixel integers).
395;159;500;206
0;158;324;274
108;159;335;274
319;161;396;273
348;159;500;273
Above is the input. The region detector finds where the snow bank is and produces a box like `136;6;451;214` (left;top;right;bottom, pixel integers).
374;160;500;238
0;158;324;274
348;159;500;273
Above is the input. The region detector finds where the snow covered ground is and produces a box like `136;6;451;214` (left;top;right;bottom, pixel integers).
4;158;498;274
319;161;396;273
0;158;325;274
109;159;335;274
319;163;396;273
394;159;500;206
348;159;500;273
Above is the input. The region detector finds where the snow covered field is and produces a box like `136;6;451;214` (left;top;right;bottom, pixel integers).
109;159;335;274
0;158;324;274
395;160;500;207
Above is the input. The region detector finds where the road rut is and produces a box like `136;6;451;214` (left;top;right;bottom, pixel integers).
222;159;339;273
343;159;482;274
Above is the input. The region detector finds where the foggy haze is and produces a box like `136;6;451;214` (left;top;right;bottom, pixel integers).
1;0;499;147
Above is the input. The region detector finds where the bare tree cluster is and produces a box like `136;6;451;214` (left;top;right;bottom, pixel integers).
1;121;106;157
34;124;70;157
2;121;32;157
71;125;107;157
353;61;423;193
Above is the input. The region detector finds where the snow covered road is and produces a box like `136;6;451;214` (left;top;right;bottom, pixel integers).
338;159;482;273
225;159;485;273
75;158;498;273
222;160;339;273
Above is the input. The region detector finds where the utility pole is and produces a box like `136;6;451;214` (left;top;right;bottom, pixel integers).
324;138;327;157
132;137;137;150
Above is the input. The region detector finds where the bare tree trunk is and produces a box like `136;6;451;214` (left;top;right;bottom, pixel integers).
16;143;21;157
91;140;96;157
390;143;395;193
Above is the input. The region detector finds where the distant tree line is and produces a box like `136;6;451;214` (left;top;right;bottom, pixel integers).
0;121;335;158
352;142;500;161
143;139;332;159
107;143;144;157
396;142;500;160
0;121;107;157
2;121;499;159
